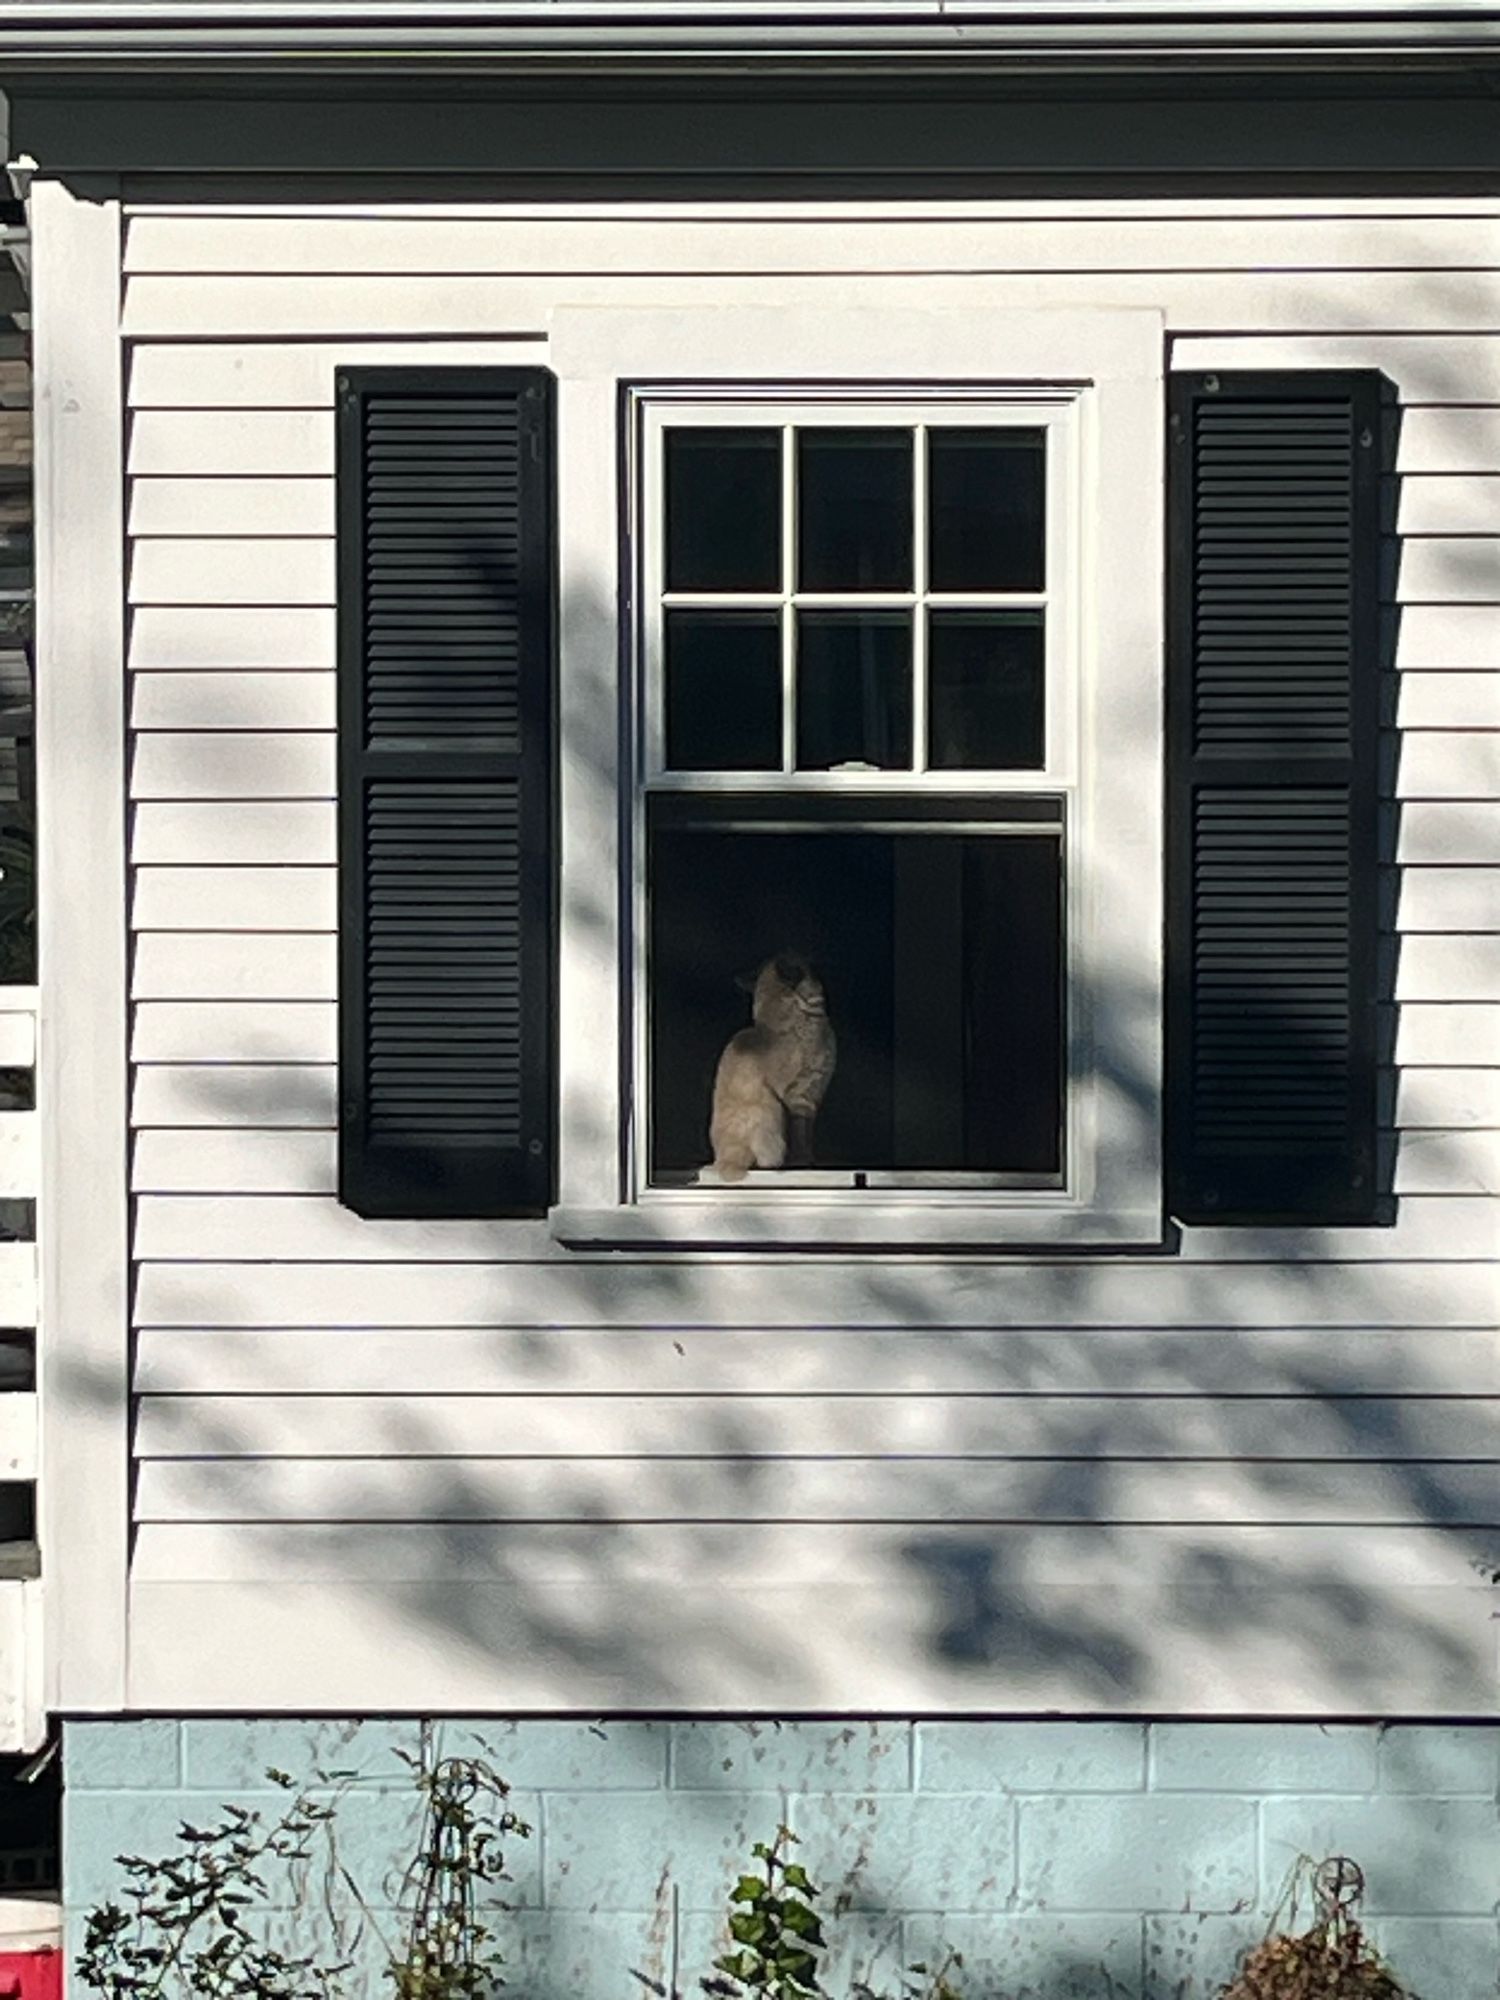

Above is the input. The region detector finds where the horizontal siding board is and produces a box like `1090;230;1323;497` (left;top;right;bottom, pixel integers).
1393;538;1500;604
132;1129;336;1195
131;934;335;1001
123;1574;1497;1715
1395;866;1500;932
130;1392;1500;1462
128;1192;1500;1265
130;539;334;607
1394;1003;1500;1065
1392;605;1500;670
131;673;335;734
1394;1070;1500;1129
130;1260;1498;1329
1392;1130;1499;1193
128;410;332;477
132;1456;1500;1529
130;735;334;802
1396;802;1500;864
1396;477;1500;536
132;1001;337;1063
1396;935;1500;1001
126;339;547;409
1390;407;1500;476
0;1245;36;1329
129;478;333;537
132;802;336;866
131;607;333;671
1173;334;1500;403
132;1325;1500;1399
132;866;334;932
1396;733;1500;799
132;1066;334;1130
119;271;1500;339
1396;672;1500;731
128;1520;1492;1590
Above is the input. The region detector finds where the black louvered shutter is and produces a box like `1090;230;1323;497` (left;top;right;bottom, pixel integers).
337;368;554;1218
1168;372;1381;1224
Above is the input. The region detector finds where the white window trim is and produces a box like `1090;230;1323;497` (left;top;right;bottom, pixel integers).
549;300;1165;1249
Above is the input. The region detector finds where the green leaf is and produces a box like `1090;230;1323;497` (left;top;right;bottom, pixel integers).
731;1876;767;1904
781;1866;815;1894
728;1915;768;1947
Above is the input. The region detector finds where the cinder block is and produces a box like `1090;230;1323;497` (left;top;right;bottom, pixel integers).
65;1787;542;1914
917;1723;1144;1794
1261;1798;1500;1915
1150;1723;1375;1794
64;1720;181;1791
680;1908;902;1996
675;1722;911;1793
181;1719;422;1791
1376;1725;1500;1796
788;1795;1015;1914
1144;1914;1265;1999
1017;1797;1257;1914
1369;1917;1500;2000
437;1720;668;1789
906;1913;1142;1998
545;1791;783;1911
505;1911;676;2000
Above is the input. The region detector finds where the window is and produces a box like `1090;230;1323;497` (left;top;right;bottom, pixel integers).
549;303;1167;1246
642;402;1071;1195
335;333;1382;1239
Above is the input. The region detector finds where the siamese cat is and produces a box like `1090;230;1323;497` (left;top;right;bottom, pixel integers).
705;953;837;1182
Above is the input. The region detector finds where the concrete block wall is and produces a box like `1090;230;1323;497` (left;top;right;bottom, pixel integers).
62;1721;1500;1999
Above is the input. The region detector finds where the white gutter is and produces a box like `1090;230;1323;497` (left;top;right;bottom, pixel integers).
2;0;1500;67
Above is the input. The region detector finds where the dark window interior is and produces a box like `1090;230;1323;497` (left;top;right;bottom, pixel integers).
649;797;1064;1182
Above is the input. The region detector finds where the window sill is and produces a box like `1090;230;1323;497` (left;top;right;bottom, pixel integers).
549;1196;1164;1252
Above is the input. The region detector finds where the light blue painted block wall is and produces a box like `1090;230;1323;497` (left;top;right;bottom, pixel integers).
62;1721;1500;1999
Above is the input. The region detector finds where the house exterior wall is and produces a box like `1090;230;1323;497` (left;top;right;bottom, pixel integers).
97;190;1500;1719
61;1718;1500;2000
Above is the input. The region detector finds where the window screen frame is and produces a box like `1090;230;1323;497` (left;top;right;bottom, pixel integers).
547;299;1166;1249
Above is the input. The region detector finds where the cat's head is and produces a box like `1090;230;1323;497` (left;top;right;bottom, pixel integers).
742;952;827;1020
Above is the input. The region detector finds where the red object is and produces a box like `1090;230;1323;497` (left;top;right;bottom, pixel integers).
0;1950;62;2000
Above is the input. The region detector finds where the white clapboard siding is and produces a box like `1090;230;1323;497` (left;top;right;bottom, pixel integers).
1396;935;1500;1001
122;215;1500;277
0;1111;40;1202
0;1247;36;1330
131;1457;1500;1529
132;1065;334;1129
1397;673;1500;731
132;1128;337;1195
128;410;333;477
119;271;1500;340
1395;867;1500;932
131;934;336;1002
0;1393;36;1480
132;1324;1500;1400
1396;733;1500;799
1394;539;1500;603
1393;1003;1500;1064
131;606;334;671
129;1260;1499;1331
126;1192;1500;1266
132;673;336;735
1396;802;1500;865
130;539;334;607
113;202;1500;1717
129;478;334;537
132;866;334;932
123;1572;1497;1715
132;1001;336;1064
136;1392;1500;1462
132;801;336;866
130;734;334;802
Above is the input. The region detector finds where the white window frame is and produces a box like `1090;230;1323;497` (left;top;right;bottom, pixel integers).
549;299;1165;1249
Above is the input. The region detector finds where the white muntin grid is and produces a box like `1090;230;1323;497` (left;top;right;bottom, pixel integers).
638;391;1080;793
627;387;1082;1198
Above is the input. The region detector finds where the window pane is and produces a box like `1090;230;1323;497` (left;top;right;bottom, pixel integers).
797;429;913;591
928;611;1045;769
665;611;782;771
797;612;911;770
648;802;1062;1181
928;427;1046;592
665;428;781;592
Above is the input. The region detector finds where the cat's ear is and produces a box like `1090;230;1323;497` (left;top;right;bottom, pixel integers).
774;953;808;986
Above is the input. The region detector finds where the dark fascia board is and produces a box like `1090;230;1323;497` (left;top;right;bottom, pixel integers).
3;1;1500;76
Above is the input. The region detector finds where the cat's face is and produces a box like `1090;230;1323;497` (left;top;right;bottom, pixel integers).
753;952;827;1020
